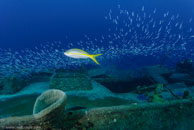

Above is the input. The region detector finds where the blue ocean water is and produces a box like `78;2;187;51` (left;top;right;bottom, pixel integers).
0;0;193;47
0;1;194;129
0;0;193;76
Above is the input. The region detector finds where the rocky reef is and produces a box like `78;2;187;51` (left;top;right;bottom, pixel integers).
0;91;193;129
0;65;194;129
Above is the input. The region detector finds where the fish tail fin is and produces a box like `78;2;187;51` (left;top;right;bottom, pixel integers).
89;54;102;65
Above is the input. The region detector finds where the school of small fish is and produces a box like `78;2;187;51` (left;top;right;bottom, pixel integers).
0;5;194;78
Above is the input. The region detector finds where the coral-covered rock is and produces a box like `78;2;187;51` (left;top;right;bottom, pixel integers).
64;99;194;130
0;93;194;129
0;89;67;129
33;89;67;128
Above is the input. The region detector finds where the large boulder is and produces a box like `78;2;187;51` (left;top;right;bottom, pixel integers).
49;72;93;91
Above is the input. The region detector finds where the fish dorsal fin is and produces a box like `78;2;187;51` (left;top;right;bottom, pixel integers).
72;48;89;54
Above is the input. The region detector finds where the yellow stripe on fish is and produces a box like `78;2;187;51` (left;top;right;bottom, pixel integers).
64;48;102;65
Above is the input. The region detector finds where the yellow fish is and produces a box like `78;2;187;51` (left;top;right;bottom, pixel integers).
64;48;102;64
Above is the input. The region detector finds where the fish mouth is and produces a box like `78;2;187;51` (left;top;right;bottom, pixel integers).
64;52;70;56
64;52;67;55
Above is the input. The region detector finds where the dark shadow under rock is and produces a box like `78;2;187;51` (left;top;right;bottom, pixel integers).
96;77;153;93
